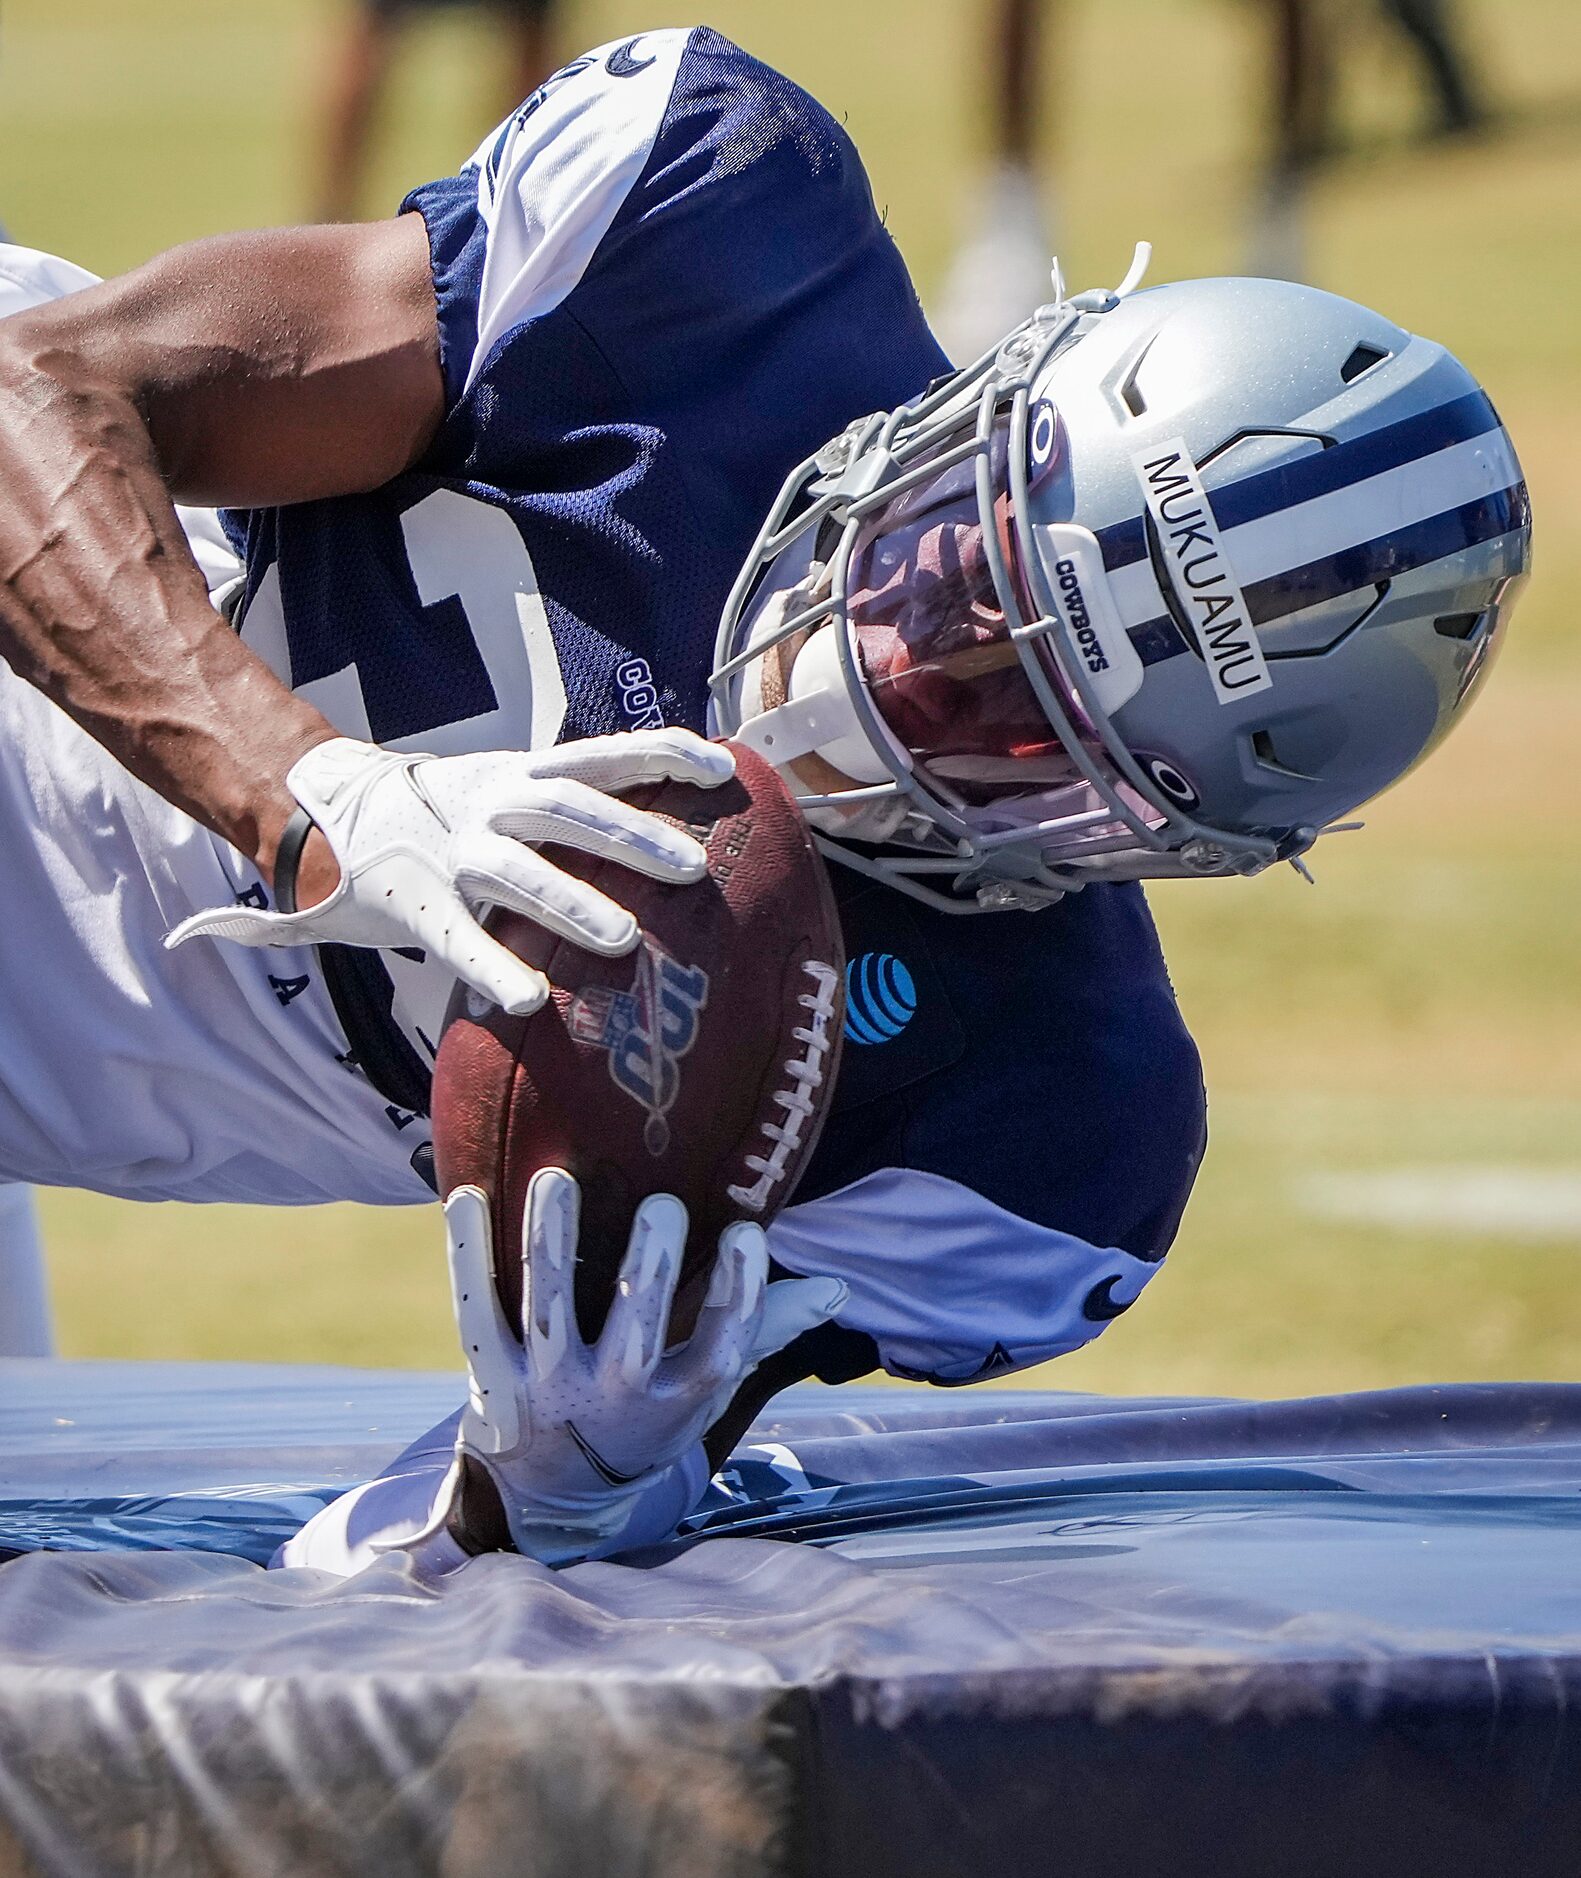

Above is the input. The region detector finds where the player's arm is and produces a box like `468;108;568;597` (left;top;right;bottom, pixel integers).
0;220;733;1011
0;218;441;900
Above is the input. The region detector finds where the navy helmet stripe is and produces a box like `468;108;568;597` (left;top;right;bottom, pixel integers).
1096;389;1503;574
1245;480;1526;626
1095;516;1147;574
1217;391;1503;539
1127;614;1188;667
1125;479;1527;670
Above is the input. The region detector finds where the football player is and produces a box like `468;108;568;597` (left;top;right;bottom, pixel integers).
0;29;1528;1571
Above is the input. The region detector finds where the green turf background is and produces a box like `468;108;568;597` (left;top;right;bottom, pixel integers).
0;0;1577;1394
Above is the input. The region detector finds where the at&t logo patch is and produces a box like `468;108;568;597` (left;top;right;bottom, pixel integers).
843;952;917;1045
569;938;709;1153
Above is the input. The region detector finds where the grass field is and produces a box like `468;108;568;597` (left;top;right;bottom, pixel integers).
1;0;1578;1395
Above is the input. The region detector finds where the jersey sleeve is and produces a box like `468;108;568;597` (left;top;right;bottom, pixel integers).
399;28;947;526
401;30;695;410
769;1170;1169;1385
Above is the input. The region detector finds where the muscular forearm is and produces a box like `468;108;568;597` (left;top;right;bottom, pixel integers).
0;330;330;875
0;217;442;888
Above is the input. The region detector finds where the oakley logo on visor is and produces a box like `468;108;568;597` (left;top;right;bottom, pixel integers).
1134;441;1272;705
1038;523;1142;713
1028;399;1064;490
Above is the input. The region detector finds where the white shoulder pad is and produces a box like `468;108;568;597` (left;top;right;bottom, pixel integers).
0;243;100;318
464;29;692;388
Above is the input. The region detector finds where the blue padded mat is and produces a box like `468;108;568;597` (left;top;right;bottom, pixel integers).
1;1361;1579;1877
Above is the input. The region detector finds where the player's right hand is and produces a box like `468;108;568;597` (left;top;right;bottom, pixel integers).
163;730;735;1014
442;1171;846;1563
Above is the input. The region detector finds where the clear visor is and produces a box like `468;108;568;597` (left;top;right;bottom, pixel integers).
844;418;1169;855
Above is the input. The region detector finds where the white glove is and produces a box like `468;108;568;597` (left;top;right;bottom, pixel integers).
442;1170;847;1562
165;730;735;1015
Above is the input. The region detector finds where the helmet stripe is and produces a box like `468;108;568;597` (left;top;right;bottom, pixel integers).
1246;480;1529;629
1109;424;1519;631
1095;388;1503;575
1125;478;1529;669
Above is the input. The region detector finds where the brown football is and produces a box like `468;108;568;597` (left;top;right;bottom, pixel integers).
431;741;845;1344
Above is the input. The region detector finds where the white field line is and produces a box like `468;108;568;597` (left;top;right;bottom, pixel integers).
1297;1168;1581;1241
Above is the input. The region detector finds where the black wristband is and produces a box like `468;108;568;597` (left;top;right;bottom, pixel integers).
272;805;319;916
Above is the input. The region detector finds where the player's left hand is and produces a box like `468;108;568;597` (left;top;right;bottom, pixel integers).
442;1170;846;1562
164;730;735;1015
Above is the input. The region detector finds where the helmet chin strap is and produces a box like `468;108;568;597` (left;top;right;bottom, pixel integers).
731;560;899;788
733;625;892;784
734;683;866;772
732;612;925;846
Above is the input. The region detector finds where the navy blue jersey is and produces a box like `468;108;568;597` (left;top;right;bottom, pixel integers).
226;29;937;763
224;28;1205;1382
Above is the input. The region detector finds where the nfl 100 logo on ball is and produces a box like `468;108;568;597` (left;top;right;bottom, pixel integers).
429;742;847;1341
568;937;709;1156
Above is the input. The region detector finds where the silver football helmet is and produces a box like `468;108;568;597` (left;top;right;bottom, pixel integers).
711;246;1531;911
